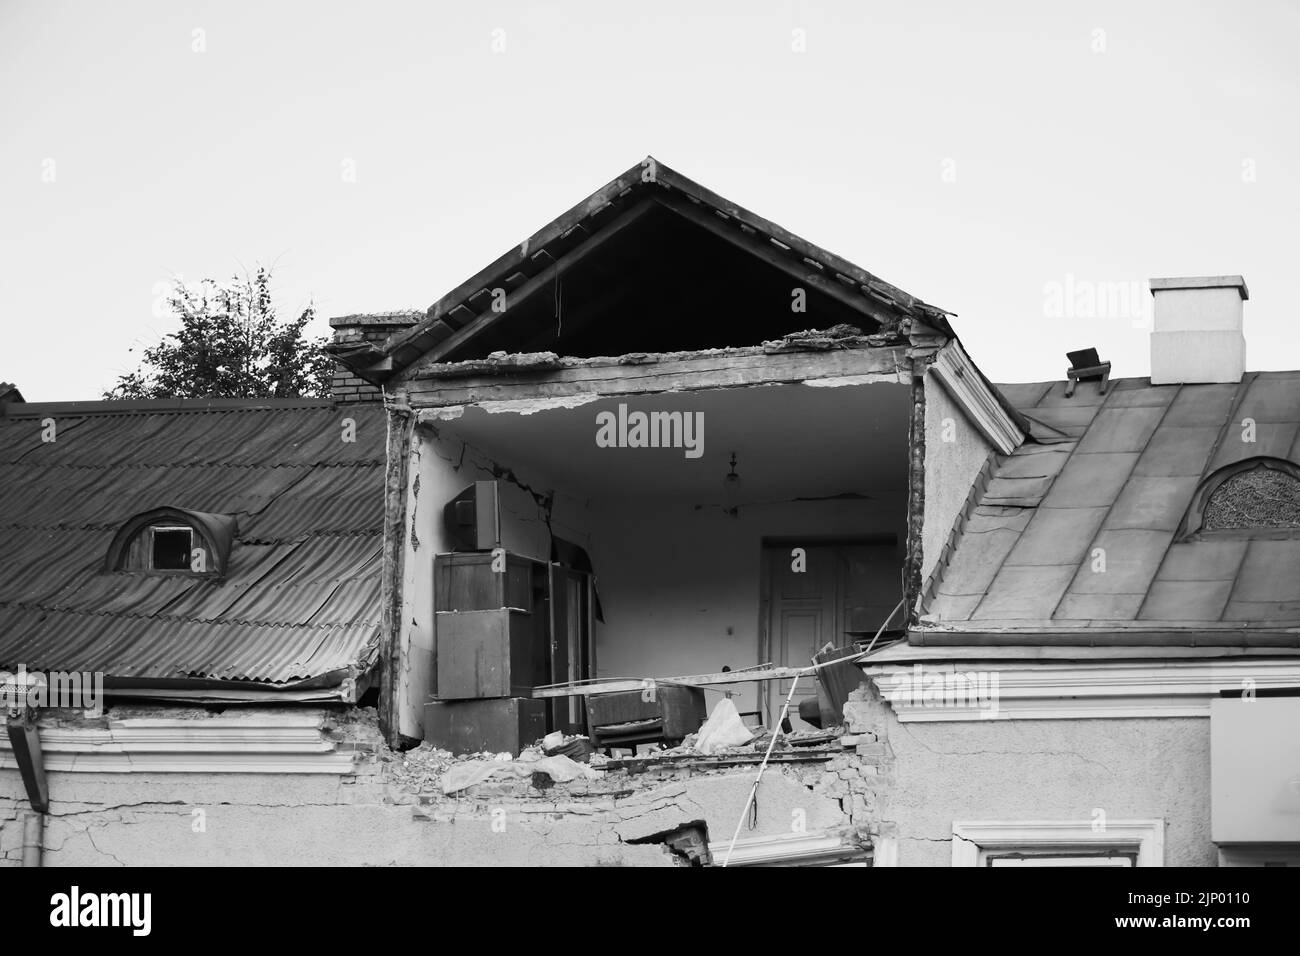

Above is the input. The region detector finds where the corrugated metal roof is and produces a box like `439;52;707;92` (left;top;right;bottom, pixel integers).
0;401;385;686
924;372;1300;635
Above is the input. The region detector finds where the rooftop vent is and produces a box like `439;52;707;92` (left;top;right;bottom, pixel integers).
1149;276;1248;385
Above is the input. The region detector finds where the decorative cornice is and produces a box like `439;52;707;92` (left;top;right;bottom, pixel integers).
862;658;1300;721
0;712;363;774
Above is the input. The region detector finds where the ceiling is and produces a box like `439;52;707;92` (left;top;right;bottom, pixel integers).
429;381;911;503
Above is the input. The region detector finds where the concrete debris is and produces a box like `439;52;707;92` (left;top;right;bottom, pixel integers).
761;324;895;352
417;351;563;379
381;721;859;802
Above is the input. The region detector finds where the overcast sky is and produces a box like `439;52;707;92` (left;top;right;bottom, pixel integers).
2;0;1297;400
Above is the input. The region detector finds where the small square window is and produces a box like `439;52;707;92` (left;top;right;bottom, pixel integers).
151;527;193;571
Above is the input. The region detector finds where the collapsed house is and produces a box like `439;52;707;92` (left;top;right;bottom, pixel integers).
3;161;1296;867
321;158;1025;862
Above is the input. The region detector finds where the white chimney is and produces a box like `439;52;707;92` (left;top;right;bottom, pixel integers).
1149;276;1248;385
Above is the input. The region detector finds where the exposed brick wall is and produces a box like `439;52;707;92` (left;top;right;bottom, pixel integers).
331;368;384;404
329;311;423;403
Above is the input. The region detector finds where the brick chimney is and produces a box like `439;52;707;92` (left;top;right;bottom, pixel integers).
1149;276;1248;385
327;311;423;403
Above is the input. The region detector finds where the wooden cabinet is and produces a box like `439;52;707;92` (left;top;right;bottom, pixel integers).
429;551;596;751
435;609;545;699
425;698;547;757
435;550;535;612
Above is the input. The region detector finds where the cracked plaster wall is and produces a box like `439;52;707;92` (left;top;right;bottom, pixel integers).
0;751;877;866
858;686;1214;866
397;424;597;739
922;373;996;587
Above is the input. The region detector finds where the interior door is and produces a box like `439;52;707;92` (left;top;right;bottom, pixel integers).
766;546;836;731
548;565;589;734
763;542;898;730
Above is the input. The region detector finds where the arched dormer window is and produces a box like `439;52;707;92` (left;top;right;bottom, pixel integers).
1178;457;1300;541
104;507;237;576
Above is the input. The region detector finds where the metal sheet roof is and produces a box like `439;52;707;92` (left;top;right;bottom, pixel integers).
0;401;385;687
923;372;1300;637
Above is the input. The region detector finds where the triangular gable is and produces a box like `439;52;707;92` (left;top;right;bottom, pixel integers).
333;157;955;382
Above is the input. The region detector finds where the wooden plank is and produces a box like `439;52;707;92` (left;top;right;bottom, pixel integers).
379;407;416;746
529;664;820;699
406;346;908;408
383;164;647;360
408;201;660;371
905;368;927;627
653;163;940;318
652;192;902;329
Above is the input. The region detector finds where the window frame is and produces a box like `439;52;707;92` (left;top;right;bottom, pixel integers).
104;507;233;578
951;819;1164;867
148;525;196;572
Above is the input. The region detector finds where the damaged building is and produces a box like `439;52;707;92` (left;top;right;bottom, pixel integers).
4;160;1298;867
323;157;1025;864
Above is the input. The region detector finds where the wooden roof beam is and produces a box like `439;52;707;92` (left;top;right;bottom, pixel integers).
651;192;907;332
405;200;659;373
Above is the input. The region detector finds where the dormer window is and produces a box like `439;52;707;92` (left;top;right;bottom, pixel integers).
150;526;196;570
1179;457;1300;540
105;507;237;577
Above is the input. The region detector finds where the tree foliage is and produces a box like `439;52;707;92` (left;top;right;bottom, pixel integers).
106;267;333;400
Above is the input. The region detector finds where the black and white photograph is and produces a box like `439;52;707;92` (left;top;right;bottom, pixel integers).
0;0;1294;928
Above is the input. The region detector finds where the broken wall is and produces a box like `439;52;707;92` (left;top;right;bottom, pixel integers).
0;706;880;867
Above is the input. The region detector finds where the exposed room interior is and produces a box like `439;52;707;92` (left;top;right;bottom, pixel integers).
416;379;912;741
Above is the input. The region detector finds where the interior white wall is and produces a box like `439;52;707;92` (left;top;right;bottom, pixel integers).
403;380;914;738
584;495;906;717
398;423;595;739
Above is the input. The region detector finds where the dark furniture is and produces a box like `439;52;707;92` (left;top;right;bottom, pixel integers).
435;609;543;700
427;549;595;755
585;685;707;751
425;698;547;756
